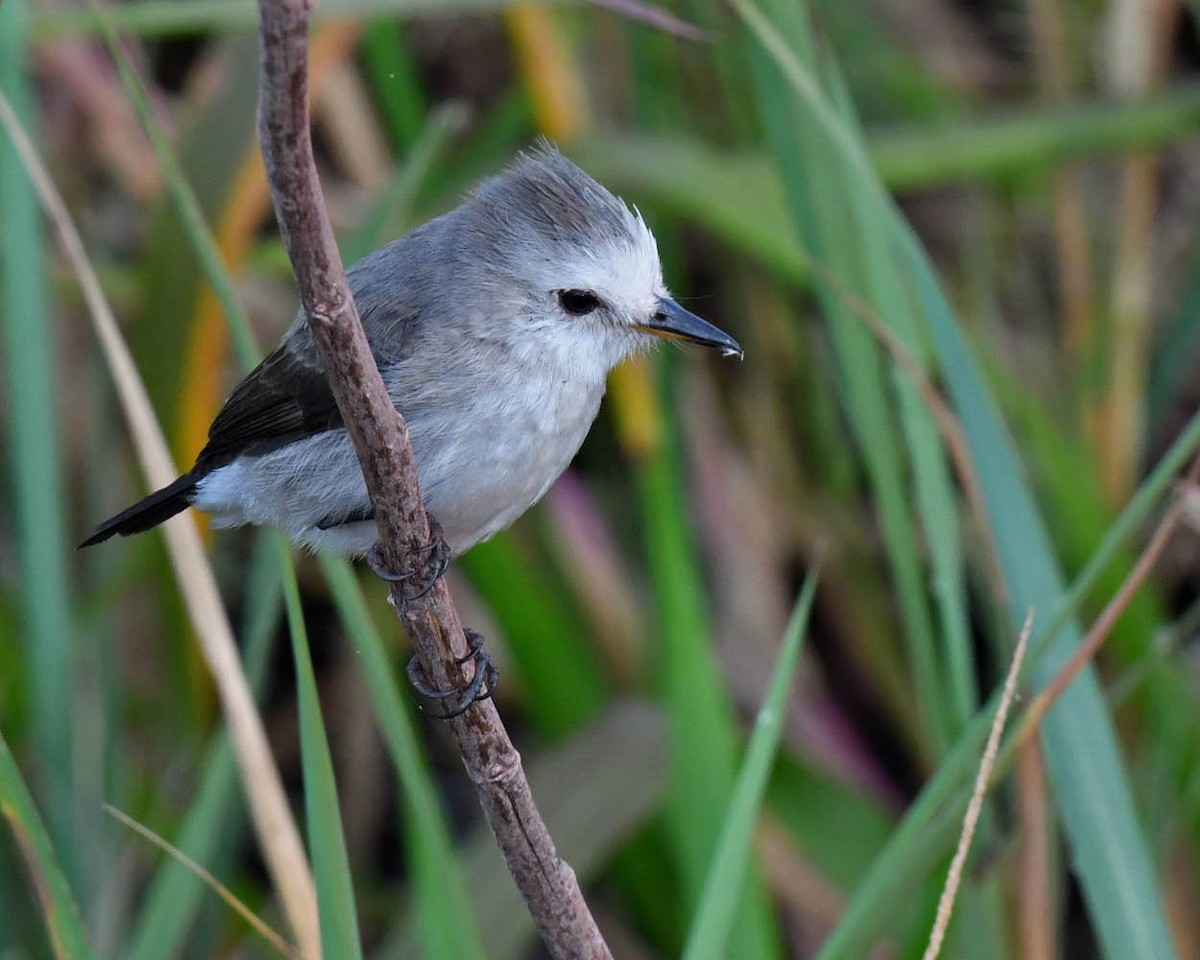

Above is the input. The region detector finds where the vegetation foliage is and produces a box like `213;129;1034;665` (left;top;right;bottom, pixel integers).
2;0;1200;956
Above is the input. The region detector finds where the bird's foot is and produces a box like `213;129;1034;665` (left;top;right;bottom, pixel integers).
367;522;450;603
406;629;498;719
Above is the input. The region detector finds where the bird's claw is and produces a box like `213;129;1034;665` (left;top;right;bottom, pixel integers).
367;528;450;603
406;629;498;719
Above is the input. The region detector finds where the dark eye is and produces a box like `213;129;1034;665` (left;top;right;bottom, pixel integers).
558;289;602;316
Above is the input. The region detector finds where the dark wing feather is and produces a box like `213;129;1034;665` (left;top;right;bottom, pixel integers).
193;296;417;470
195;344;343;468
80;255;426;548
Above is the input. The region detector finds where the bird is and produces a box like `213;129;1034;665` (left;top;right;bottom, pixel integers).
81;144;743;559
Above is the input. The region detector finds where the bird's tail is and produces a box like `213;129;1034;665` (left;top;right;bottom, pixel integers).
79;472;200;548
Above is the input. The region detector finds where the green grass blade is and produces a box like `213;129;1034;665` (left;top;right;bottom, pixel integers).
0;730;93;960
460;534;609;737
0;0;76;876
765;755;893;893
318;555;487;960
343;103;467;264
868;86;1200;190
832;102;976;733
89;0;259;371
731;0;1180;953
127;36;260;440
744;0;949;756
999;364;1200;854
277;537;362;960
359;22;427;152
814;389;1200;953
815;718;985;957
683;564;821;960
126;533;282;960
901;229;1178;960
642;360;781;960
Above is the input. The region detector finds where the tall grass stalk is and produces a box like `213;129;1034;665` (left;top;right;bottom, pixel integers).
0;91;322;956
683;564;821;960
0;0;76;881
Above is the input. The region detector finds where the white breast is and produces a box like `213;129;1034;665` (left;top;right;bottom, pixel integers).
410;361;604;554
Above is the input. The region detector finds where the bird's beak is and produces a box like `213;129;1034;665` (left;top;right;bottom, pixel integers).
639;298;743;359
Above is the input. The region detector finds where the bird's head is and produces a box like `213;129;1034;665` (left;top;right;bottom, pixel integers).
462;143;742;377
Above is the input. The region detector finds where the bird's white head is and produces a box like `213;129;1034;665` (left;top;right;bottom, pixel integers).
459;142;742;379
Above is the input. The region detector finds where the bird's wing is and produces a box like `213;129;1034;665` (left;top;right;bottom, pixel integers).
195;342;343;467
193;277;421;470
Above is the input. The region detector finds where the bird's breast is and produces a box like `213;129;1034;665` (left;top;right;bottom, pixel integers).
400;364;605;554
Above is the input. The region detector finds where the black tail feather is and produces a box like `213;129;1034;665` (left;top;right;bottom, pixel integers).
79;472;200;548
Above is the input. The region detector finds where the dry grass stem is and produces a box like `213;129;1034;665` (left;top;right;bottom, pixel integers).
923;610;1033;960
585;0;709;41
1016;740;1055;960
0;90;321;960
104;804;300;960
1017;451;1200;743
1099;0;1178;504
1026;0;1096;363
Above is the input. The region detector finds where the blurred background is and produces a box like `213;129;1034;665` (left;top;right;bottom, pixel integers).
3;0;1200;957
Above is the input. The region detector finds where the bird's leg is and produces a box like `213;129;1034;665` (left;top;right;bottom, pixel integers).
406;628;498;719
366;516;451;603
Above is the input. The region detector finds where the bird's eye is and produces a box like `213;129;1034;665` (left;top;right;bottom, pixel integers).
558;289;602;316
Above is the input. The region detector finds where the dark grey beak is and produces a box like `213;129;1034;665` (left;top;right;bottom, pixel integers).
639;298;743;359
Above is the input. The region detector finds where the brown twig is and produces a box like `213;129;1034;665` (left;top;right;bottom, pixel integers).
253;1;611;956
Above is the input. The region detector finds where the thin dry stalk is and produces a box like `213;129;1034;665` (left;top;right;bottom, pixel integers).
1017;451;1200;743
1025;0;1096;363
1016;740;1055;960
1100;0;1179;504
585;0;708;41
254;0;611;955
104;804;299;960
1104;149;1161;504
0;91;322;960
923;611;1033;960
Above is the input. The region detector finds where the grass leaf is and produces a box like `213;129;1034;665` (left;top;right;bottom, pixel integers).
319;555;487;960
639;359;781;959
730;0;1182;953
277;536;363;960
0;730;93;960
0;0;76;875
683;562;821;960
125;532;282;960
106;803;297;959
